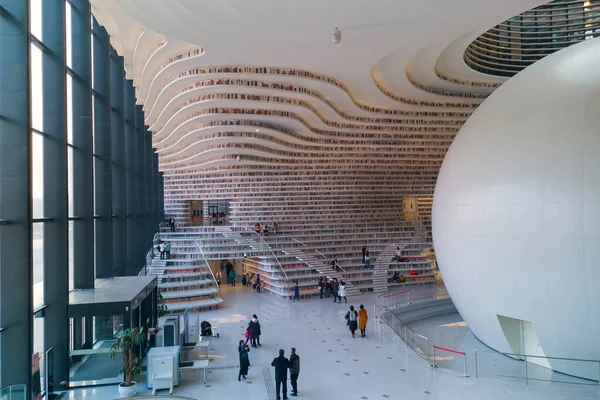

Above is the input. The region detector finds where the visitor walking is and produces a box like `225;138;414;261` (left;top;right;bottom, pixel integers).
271;349;290;400
169;216;176;232
254;314;263;346
345;305;358;338
338;281;347;303
238;341;250;381
364;251;371;270
216;270;222;286
357;304;368;337
229;269;236;286
289;348;300;397
293;282;300;302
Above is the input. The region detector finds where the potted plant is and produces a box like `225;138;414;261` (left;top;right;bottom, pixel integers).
109;327;146;398
157;292;168;317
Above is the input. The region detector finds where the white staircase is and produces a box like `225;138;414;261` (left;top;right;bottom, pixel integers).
147;258;167;275
372;244;406;294
283;248;360;296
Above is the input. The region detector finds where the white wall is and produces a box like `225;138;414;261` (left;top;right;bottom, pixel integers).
432;38;600;380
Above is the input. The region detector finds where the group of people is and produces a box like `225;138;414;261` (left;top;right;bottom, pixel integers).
242;273;263;293
391;272;407;283
362;246;372;270
157;241;171;260
345;304;369;338
317;277;347;303
216;261;236;286
253;222;278;236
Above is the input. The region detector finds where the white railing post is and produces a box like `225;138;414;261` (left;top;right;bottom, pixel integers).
464;353;468;377
475;349;478;378
525;355;529;385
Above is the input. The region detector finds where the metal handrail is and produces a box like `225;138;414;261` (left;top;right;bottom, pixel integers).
243;227;291;293
194;240;220;296
291;237;308;247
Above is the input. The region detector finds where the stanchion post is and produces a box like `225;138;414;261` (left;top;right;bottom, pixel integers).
475;349;479;378
432;346;436;368
525;355;529;385
464;353;468;377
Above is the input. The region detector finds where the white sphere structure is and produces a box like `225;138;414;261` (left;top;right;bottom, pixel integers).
433;38;600;379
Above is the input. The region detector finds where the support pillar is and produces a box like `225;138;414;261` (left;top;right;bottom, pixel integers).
93;21;113;279
0;0;32;390
42;0;69;387
124;80;138;276
110;51;126;276
71;0;93;289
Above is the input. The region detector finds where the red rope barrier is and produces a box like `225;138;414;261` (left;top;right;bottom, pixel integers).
433;345;465;355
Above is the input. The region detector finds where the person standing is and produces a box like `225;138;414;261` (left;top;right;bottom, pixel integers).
248;315;260;348
338;281;347;303
318;277;324;299
238;341;250;381
229;268;237;286
254;314;262;346
216;269;222;286
364;251;371;270
346;305;358;338
362;245;366;263
332;279;340;303
159;241;166;260
256;275;262;293
293;282;300;302
271;349;290;400
165;241;171;259
289;348;300;397
169;215;176;232
357;304;368;337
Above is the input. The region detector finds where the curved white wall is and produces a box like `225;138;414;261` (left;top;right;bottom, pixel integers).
433;38;600;379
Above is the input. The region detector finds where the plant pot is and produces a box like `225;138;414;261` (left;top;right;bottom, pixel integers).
118;381;136;398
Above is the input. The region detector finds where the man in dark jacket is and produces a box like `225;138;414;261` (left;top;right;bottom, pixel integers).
288;348;300;397
248;316;260;348
271;349;290;400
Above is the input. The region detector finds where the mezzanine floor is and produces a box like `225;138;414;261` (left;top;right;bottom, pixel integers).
61;286;599;400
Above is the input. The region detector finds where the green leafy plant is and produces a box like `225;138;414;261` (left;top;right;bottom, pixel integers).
157;292;168;317
108;328;146;387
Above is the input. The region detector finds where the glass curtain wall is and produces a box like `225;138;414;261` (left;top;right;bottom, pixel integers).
0;0;163;394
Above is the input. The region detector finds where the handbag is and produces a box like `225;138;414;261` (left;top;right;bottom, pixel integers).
244;329;250;339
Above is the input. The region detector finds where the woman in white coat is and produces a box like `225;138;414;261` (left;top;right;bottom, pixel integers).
338;281;347;303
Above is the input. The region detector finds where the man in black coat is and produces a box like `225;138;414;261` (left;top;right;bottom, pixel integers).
271;349;290;400
288;347;300;397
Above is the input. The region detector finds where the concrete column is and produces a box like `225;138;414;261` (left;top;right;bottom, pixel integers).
0;0;33;390
92;21;113;279
70;0;93;289
41;0;69;387
110;51;126;276
136;106;147;262
124;80;137;276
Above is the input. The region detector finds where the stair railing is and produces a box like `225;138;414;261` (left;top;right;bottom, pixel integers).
243;227;291;295
194;240;220;296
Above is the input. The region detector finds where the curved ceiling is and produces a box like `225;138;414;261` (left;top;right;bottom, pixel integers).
91;0;549;224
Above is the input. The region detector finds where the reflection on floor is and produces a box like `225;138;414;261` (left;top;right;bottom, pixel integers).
61;285;600;400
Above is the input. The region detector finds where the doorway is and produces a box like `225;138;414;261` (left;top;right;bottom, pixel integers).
497;315;548;367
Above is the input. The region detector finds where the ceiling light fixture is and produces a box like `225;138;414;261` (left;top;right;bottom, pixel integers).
332;27;341;44
255;129;260;132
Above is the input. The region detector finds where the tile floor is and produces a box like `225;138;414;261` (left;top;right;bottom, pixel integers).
61;286;600;400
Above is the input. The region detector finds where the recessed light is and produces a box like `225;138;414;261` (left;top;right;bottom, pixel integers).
255;129;260;132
